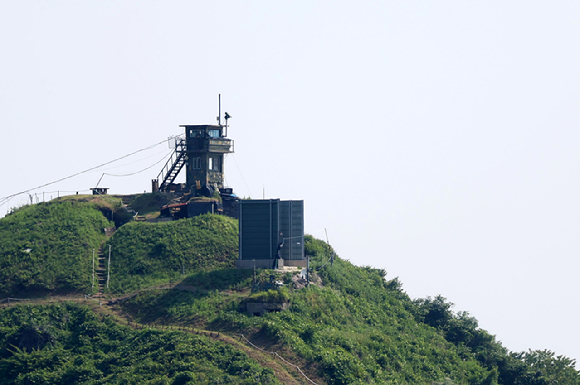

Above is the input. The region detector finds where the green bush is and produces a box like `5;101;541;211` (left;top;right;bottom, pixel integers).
246;289;289;303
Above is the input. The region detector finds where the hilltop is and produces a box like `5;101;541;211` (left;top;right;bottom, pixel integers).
0;196;578;384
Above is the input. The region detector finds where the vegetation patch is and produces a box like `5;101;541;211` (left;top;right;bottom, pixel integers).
245;289;290;304
181;269;254;292
104;214;239;293
0;200;113;296
0;302;280;384
125;192;174;217
2;200;579;384
121;236;580;385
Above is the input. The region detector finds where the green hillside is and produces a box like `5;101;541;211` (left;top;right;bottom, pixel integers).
117;236;580;384
0;199;578;384
0;197;117;296
103;214;239;293
0;303;280;384
0;197;238;296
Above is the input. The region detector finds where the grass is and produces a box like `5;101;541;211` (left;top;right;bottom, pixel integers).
117;237;492;385
0;200;113;296
0;302;281;384
104;214;239;294
2;200;579;385
118;236;580;385
124;192;174;217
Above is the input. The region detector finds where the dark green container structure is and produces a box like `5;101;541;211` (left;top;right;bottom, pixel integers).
237;199;305;269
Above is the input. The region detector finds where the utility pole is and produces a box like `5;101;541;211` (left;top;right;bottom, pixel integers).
106;245;111;289
92;249;95;291
307;256;310;287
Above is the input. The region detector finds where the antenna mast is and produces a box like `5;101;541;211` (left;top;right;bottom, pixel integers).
325;228;333;266
217;94;221;126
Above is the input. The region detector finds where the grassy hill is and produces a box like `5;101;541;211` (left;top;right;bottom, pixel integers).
0;196;237;296
0;197;578;384
119;236;580;385
0;302;280;385
0;197;117;296
103;214;239;293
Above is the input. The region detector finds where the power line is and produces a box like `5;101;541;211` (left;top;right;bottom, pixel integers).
229;154;253;198
0;139;168;208
95;151;173;187
93;148;172;172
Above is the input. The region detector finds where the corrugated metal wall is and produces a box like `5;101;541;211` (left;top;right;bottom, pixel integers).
239;199;304;261
279;200;304;260
239;200;279;260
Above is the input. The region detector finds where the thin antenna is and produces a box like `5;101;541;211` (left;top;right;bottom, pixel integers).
217;94;221;126
325;228;333;266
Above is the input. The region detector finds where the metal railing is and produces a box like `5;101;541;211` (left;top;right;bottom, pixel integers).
156;138;186;188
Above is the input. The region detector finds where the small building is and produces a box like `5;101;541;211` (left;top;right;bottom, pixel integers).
90;187;109;195
187;199;220;217
237;199;306;269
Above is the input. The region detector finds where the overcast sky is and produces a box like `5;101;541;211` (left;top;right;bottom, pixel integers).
1;1;580;365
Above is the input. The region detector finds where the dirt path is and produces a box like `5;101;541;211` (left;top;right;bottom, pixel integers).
98;303;321;385
1;291;325;385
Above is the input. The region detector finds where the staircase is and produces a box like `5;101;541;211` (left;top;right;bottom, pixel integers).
94;246;108;298
156;138;186;192
120;196;133;206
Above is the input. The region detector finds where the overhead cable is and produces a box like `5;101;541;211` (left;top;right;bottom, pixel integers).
0;138;168;207
95;151;173;187
94;148;172;172
229;154;253;198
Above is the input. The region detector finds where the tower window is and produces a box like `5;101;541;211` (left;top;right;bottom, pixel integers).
191;157;201;169
209;129;220;138
190;129;203;138
209;156;221;171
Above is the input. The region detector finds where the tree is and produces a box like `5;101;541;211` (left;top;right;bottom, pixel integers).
413;295;454;329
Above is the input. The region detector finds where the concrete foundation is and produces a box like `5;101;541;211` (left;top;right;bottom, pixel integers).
236;259;307;269
284;260;307;268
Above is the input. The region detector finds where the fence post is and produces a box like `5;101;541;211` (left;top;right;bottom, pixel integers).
107;245;111;289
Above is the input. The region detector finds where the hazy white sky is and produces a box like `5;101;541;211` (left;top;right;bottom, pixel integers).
2;1;580;364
